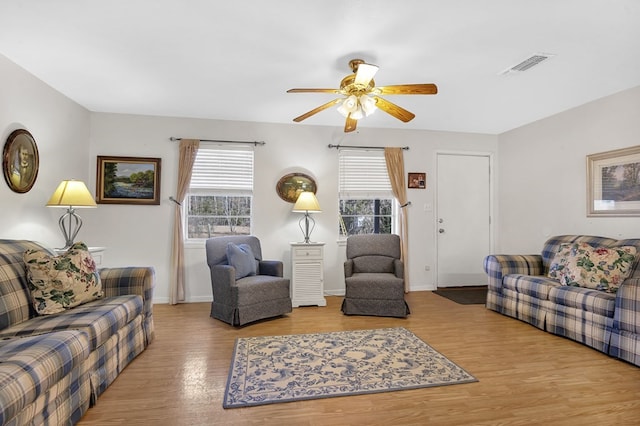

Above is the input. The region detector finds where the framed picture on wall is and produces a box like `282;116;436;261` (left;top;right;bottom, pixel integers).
2;129;39;193
587;145;640;216
96;156;161;205
276;172;317;203
408;172;426;189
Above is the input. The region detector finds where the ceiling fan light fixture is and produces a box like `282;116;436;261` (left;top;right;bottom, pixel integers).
350;107;364;120
359;94;376;116
337;94;359;117
287;58;437;132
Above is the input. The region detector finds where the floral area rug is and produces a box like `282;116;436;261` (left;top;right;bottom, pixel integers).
223;327;477;408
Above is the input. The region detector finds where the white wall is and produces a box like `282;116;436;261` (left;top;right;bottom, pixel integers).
497;85;640;253
12;49;640;305
87;113;498;302
0;54;91;244
2;51;497;304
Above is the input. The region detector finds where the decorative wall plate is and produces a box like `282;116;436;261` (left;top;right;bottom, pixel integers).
276;172;317;203
2;129;39;193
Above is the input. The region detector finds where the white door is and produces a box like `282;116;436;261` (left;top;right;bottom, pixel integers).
436;153;491;287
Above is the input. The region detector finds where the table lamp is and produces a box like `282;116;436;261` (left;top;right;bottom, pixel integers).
46;180;97;249
292;191;322;243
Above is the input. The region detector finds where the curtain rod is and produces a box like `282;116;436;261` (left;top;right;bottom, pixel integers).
327;144;409;150
170;137;265;146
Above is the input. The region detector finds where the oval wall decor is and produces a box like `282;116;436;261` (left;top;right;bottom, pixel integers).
3;129;39;193
276;172;317;203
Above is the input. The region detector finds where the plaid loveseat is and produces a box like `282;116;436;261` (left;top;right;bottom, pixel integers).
0;239;155;425
484;235;640;367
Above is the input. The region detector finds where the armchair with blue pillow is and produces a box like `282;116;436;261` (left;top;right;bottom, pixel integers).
205;235;292;326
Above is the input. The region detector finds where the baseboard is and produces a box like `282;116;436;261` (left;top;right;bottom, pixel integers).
152;296;212;304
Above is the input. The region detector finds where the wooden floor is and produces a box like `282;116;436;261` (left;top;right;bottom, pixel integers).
78;292;640;426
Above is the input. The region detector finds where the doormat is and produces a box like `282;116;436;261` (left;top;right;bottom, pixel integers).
223;327;477;408
433;286;487;305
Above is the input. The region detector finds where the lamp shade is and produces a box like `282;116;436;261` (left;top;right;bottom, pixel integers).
292;191;321;213
46;180;97;208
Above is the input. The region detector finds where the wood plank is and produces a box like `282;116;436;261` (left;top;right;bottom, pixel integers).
78;293;640;425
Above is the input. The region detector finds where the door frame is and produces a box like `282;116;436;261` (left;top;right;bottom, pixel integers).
434;150;495;288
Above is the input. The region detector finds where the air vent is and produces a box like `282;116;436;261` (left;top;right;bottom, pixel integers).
500;53;555;75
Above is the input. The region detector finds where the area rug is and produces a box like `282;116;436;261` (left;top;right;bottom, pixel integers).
223;327;477;408
433;286;488;305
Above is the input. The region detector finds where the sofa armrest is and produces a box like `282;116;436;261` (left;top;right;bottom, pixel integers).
210;264;235;304
259;260;283;277
613;277;640;334
393;259;404;279
483;254;543;292
344;259;354;278
99;266;155;343
100;266;155;305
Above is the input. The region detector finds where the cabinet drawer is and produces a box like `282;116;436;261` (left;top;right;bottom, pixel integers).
292;246;322;258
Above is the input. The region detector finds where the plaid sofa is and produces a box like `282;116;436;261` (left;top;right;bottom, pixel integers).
484;235;640;367
0;239;155;425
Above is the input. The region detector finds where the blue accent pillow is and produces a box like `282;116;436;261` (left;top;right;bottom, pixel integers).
226;243;257;279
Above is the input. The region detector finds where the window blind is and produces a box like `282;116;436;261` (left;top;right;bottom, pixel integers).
338;149;392;198
189;144;254;192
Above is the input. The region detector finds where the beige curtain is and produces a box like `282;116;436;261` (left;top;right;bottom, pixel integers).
170;139;200;304
384;147;410;292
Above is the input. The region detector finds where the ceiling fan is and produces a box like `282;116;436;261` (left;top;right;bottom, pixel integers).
287;59;438;133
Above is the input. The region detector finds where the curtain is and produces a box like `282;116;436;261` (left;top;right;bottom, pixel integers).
170;139;200;304
384;147;410;292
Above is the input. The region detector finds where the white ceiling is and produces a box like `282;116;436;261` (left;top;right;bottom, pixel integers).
1;0;639;135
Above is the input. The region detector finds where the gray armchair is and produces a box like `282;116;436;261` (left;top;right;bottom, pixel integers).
342;234;410;318
205;235;292;326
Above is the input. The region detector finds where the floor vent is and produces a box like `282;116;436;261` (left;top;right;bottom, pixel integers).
500;53;555;75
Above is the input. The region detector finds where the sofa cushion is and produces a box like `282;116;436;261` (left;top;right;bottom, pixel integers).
548;286;616;317
502;274;560;300
345;273;405;299
353;256;395;274
557;243;636;293
0;295;143;351
233;275;290;305
0;330;90;425
23;242;103;315
226;243;257;279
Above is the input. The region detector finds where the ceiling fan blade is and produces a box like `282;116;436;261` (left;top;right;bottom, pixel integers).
287;88;341;94
344;115;358;133
354;63;379;86
375;84;438;95
373;96;416;122
292;99;342;122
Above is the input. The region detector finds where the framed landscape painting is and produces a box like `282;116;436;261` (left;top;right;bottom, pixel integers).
96;156;161;205
587;145;640;216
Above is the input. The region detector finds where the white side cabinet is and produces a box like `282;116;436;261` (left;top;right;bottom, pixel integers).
55;246;105;267
290;242;326;307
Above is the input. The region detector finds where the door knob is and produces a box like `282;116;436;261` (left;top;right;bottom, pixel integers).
439;228;445;234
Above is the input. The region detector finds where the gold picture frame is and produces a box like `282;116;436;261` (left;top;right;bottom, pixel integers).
587;145;640;216
2;129;39;193
276;172;317;203
96;156;161;205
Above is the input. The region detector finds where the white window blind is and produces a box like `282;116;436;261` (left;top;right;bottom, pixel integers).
338;149;392;198
189;144;254;193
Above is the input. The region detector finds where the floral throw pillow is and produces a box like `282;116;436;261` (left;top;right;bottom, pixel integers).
558;242;637;293
548;243;574;279
24;242;103;315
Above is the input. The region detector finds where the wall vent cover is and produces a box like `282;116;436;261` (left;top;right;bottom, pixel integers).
500;53;555;75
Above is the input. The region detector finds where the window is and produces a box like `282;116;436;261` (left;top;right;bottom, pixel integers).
338;149;396;236
185;145;254;239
